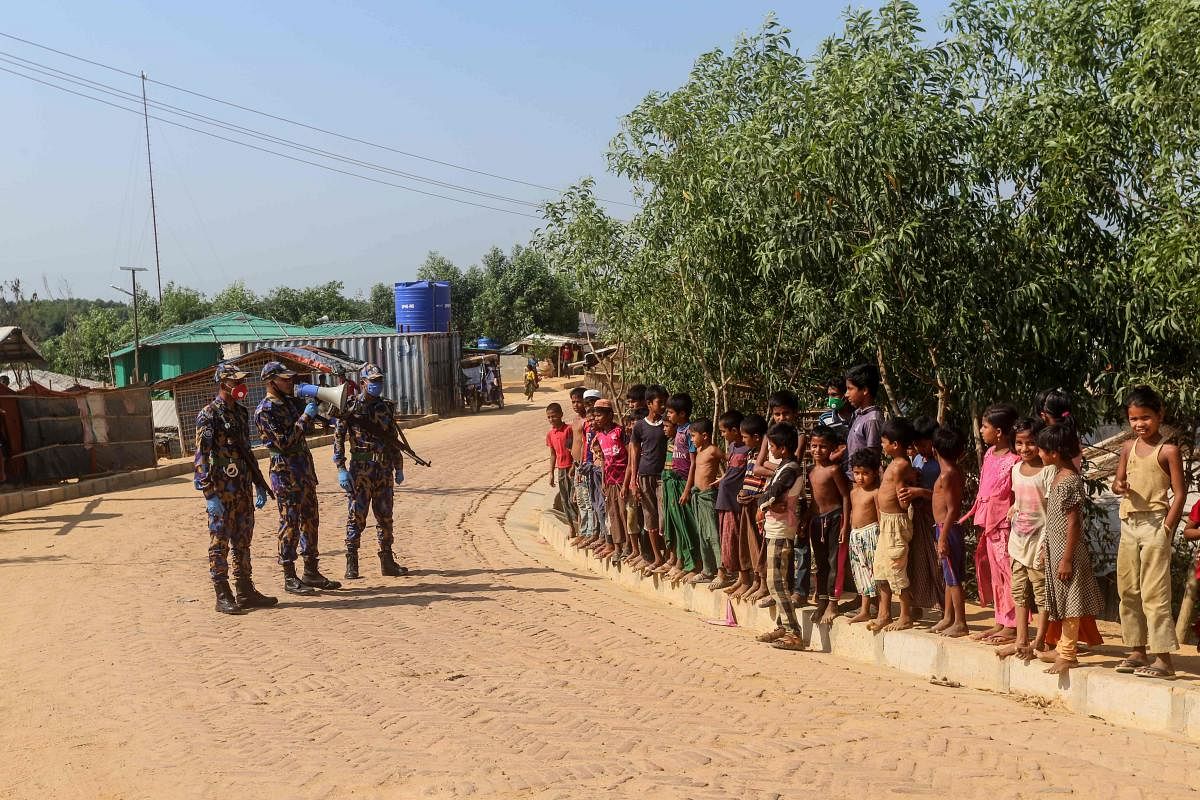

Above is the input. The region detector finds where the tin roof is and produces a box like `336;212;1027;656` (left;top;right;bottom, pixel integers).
307;320;395;336
0;326;47;364
110;312;311;357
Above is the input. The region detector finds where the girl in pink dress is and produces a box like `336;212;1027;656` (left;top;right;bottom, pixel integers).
963;404;1021;644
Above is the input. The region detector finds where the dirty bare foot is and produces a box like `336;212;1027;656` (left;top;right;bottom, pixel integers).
819;602;838;626
847;607;873;624
884;615;914;632
970;623;1003;642
1045;657;1076;675
994;642;1019;660
930;616;952;634
939;623;970;638
867;615;892;632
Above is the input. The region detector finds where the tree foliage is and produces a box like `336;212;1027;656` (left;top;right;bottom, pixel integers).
542;0;1200;452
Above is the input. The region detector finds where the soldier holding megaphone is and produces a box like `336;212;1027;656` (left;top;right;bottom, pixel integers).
255;361;343;595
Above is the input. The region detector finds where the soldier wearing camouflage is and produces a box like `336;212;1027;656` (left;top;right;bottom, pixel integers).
194;362;277;614
254;361;341;594
334;362;407;579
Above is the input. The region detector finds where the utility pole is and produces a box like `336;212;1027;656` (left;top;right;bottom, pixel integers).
113;267;148;385
141;72;163;305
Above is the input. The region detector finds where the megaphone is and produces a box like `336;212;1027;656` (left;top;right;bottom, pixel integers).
294;381;348;412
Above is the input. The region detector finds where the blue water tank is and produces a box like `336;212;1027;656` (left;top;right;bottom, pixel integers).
394;281;436;333
433;281;452;333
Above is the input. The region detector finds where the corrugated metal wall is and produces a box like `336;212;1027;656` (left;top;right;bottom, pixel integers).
253;333;460;417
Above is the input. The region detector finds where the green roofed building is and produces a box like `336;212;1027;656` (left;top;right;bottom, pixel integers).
306;320;395;336
109;312;311;386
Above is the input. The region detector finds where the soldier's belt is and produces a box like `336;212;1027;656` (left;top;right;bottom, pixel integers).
211;456;246;478
267;446;307;457
349;451;386;463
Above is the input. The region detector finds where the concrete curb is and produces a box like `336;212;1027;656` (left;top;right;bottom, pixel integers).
536;495;1200;742
0;415;438;518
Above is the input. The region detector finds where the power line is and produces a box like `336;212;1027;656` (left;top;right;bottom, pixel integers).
0;64;543;219
0;50;544;208
0;29;637;208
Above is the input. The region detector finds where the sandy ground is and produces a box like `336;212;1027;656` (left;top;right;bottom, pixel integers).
1;384;1199;799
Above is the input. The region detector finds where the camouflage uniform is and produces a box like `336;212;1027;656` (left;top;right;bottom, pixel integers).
194;395;268;582
334;393;400;554
254;392;320;565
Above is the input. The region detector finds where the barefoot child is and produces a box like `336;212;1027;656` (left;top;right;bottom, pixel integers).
964;404;1021;645
591;400;628;562
755;423;806;651
621;413;647;569
931;428;969;637
731;414;768;600
1112;386;1186;679
546;403;574;533
997;418;1055;659
568;388;594;546
872;418;917;632
846;449;882;624
714;411;747;591
663;394;700;581
628;385;669;572
752;391;804;607
808;425;852;625
1037;420;1104;675
689;419;725;585
899;416;945;616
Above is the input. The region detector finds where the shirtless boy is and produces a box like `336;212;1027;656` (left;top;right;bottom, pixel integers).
872;418;917;632
930;427;969;637
689;419;726;585
808;425;852;625
847;449;882;624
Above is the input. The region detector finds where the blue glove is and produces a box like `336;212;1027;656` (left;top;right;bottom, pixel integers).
296;383;321;399
206;496;225;517
338;468;352;493
255;485;268;509
303;401;320;418
394;467;405;486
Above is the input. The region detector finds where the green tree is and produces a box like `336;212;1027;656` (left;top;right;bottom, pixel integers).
367;282;396;328
210;281;261;315
469;245;577;345
415;251;485;338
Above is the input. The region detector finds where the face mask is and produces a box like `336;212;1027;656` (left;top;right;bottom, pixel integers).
226;382;248;401
365;382;383;397
826;396;845;411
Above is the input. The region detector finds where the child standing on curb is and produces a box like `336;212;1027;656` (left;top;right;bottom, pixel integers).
731;414;768;600
930;428;969;637
1036;420;1104;675
755;423;806;651
545;403;574;531
807;425;852;625
689;418;725;586
1113;386;1186;679
846;449;882;624
871;418;917;632
964;404;1021;645
714;410;747;591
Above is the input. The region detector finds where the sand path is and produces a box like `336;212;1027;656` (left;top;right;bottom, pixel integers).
1;386;1198;799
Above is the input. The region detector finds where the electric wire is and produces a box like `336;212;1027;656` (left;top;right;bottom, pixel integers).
0;30;637;208
0;50;543;208
0;63;543;219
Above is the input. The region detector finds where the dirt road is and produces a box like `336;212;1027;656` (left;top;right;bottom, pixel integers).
1;387;1197;799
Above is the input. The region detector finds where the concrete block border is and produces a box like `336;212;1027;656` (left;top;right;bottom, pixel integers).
0;414;439;518
536;494;1200;742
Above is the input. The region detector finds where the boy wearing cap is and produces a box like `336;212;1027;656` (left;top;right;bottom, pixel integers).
590;398;629;561
333;363;407;580
194;362;276;614
255;361;342;594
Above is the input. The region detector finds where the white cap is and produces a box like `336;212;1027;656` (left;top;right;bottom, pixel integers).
583;389;603;400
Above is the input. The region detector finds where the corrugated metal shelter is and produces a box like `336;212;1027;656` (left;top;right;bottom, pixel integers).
10;385;155;483
154;349;351;453
254;332;460;417
109;312;311;386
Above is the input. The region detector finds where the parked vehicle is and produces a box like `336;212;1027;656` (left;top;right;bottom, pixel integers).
460;353;504;413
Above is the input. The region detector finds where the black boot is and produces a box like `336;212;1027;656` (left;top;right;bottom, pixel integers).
214;580;247;615
283;562;317;595
344;549;360;580
301;556;342;590
235;576;278;608
379;550;408;577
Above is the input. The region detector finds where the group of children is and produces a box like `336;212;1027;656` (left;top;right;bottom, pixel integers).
544;365;1200;675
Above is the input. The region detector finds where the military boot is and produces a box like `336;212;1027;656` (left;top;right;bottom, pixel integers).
301;556;342;590
235;576;278;608
283;562;317;595
344;549;360;580
214;580;247;615
379;550;408;577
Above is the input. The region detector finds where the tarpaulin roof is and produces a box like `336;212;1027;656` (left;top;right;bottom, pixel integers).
150;346;362;391
0;326;47;364
110;312;311;357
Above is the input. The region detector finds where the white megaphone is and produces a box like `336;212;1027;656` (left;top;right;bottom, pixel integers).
294;381;348;412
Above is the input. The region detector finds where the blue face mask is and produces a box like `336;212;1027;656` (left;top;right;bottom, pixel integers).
365;381;383;397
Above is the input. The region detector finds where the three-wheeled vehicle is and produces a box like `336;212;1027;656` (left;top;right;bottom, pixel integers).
460;353;504;413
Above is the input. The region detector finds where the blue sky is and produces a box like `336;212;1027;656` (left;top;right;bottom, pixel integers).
3;1;949;302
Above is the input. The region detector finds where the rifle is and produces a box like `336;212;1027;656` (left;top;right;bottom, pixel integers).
348;405;432;468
